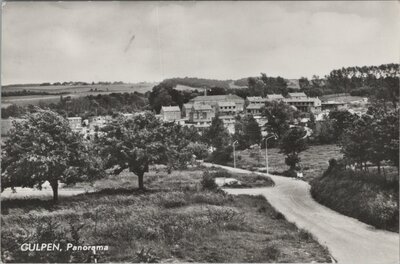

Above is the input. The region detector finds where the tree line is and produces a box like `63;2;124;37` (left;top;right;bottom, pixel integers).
1;92;148;119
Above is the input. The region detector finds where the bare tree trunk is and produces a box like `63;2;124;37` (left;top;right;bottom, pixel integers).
138;172;144;190
50;180;58;203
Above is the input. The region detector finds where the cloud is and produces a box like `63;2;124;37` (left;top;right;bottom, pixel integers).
2;1;399;84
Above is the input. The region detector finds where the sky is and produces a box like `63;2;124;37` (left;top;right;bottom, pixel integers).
2;1;399;85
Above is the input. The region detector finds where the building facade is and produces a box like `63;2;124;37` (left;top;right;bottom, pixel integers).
160;106;181;122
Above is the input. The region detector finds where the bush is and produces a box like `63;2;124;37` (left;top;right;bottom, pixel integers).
311;165;399;232
158;192;188;208
201;171;218;190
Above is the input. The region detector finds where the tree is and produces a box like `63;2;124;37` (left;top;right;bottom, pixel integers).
234;115;261;149
280;127;308;170
329;110;357;141
339;115;371;170
203;114;231;150
97;112;192;190
1;109;103;202
261;101;296;139
203;115;233;164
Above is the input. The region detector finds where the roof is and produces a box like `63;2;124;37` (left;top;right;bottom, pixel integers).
246;104;263;109
322;101;346;105
191;94;244;102
247;96;267;102
193;104;212;110
183;103;194;109
161;106;180;112
218;101;236;107
266;94;284;99
284;97;321;103
288;92;307;98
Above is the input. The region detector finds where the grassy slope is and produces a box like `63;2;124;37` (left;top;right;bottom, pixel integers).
311;168;399;232
2;168;331;263
232;144;342;182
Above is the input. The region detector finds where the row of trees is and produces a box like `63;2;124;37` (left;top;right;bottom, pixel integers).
1;93;148;119
339;106;399;173
1;110;205;202
298;63;399;101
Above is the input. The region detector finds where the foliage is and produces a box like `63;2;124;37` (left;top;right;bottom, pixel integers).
339;107;399;172
261;101;296;139
247;73;288;96
311;163;399;232
201;171;218;191
184;142;209;160
234;115;262;149
1;92;148;119
148;81;198;113
328;110;358;142
97;112;194;189
1;218;88;263
280;127;308;170
1;109;103;202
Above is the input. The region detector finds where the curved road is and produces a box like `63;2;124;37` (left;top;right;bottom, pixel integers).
205;163;399;264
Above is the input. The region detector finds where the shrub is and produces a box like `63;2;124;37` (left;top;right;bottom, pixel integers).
263;245;281;261
158;192;188;208
311;165;399;232
201;171;218;190
191;191;231;205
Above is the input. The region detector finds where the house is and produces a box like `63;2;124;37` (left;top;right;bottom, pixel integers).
188;104;215;128
67;117;82;132
182;103;194;118
283;97;322;113
246;96;267;105
160;106;181;122
287;92;307;99
246;104;264;116
321;101;347;111
217;101;237;116
190;94;245;112
266;94;285;101
88;115;112;130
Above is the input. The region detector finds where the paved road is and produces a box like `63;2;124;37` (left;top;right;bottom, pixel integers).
205;163;399;264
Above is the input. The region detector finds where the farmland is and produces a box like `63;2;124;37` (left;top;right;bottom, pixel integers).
1;83;157;106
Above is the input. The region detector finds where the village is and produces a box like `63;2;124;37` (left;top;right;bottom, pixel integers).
1;1;398;264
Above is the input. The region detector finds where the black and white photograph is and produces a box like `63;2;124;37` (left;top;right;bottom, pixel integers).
1;1;399;263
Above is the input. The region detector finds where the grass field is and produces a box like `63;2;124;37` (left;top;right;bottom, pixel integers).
320;93;364;103
1;83;156;107
231;144;342;182
1;168;331;263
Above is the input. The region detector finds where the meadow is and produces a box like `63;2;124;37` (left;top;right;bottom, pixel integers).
231;144;342;182
1;167;331;263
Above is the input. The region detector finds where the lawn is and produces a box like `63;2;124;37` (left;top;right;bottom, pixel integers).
1;168;331;263
230;144;342;182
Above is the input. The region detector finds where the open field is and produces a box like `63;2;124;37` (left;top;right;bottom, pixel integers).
231;144;342;182
1;83;156;107
320;93;364;103
1;168;331;263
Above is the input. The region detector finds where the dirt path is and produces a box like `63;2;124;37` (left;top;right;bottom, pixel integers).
204;163;399;264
